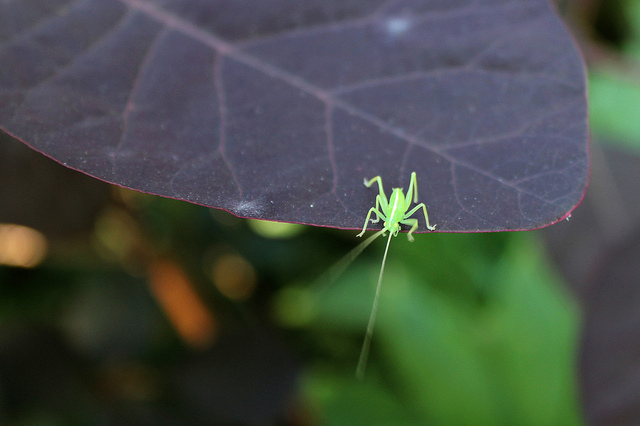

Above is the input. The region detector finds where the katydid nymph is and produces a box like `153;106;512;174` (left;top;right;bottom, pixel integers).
354;171;436;379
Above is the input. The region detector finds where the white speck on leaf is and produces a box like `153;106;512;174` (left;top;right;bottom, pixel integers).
386;17;411;36
235;200;264;216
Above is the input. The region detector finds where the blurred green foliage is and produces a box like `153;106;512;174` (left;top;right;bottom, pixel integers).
283;232;582;425
589;0;640;151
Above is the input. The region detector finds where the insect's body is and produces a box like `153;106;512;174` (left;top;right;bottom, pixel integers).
354;172;435;379
357;171;435;240
385;188;406;235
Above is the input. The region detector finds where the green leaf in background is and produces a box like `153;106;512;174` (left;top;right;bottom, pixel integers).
281;233;583;425
589;0;640;152
589;71;640;151
622;0;640;59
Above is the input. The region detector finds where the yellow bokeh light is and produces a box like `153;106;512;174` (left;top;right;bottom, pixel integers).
211;254;257;301
247;219;304;239
0;224;48;268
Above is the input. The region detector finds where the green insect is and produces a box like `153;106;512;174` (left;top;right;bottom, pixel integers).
355;171;436;379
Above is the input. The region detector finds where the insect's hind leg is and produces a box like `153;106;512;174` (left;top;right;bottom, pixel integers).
364;176;389;213
406;172;419;205
364;176;384;193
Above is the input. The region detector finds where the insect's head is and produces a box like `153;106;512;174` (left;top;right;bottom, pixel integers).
385;221;400;236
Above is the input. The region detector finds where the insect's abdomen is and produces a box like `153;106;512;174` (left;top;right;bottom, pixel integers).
388;189;405;223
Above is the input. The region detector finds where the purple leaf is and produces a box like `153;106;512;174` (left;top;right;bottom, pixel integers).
0;0;588;232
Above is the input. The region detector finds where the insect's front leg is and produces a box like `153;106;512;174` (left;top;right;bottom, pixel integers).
404;202;437;232
357;207;387;237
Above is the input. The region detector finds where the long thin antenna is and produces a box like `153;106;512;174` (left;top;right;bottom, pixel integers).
356;230;394;380
316;228;386;289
